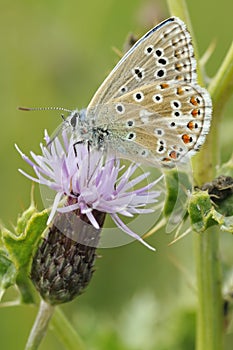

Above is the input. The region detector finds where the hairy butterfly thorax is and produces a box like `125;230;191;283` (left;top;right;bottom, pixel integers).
66;108;112;150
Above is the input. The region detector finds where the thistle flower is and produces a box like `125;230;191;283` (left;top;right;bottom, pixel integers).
15;129;162;304
16;129;161;251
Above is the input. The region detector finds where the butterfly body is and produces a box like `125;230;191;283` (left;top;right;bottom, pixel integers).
67;17;212;167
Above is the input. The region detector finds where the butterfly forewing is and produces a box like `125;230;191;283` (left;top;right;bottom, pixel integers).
87;17;196;109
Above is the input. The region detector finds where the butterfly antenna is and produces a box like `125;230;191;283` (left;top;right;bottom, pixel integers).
18;106;73;147
18;106;72;113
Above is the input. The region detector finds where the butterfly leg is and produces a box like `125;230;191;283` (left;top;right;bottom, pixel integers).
72;140;93;157
73;140;85;157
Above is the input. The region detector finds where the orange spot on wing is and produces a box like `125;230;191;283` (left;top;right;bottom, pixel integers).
190;96;198;106
169;151;177;159
182;134;193;144
187;121;194;130
175;63;182;71
176;87;184;95
160;83;169;89
162;157;170;162
191;109;199;117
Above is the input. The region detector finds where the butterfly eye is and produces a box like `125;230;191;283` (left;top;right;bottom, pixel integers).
70;113;79;128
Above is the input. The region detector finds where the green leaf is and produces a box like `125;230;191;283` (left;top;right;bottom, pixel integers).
0;199;48;304
212;209;233;234
162;169;191;232
188;190;215;232
189;189;233;234
163;169;191;218
0;253;17;300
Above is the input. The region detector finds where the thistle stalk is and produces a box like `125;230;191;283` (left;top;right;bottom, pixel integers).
27;208;105;349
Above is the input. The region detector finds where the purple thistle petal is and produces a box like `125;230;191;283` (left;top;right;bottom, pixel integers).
17;128;162;250
119;172;151;192
47;191;64;224
111;213;155;251
18;168;41;184
44;129;50;144
57;202;80;213
85;210;100;229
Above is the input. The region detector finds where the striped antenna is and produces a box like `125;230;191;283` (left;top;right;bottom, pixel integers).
18;106;72;113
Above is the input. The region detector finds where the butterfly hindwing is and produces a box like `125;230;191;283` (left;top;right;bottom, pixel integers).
88;81;211;166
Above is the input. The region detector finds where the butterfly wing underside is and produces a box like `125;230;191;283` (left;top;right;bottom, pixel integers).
85;17;211;167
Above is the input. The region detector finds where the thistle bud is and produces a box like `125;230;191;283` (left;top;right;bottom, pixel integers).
31;208;105;305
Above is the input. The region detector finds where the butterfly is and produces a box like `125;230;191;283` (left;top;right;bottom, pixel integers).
30;17;213;168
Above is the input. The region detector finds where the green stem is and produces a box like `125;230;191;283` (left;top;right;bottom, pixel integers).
192;40;233;350
194;227;222;350
209;41;233;118
167;1;224;349
16;272;36;304
201;41;233;174
51;307;86;350
25;300;55;350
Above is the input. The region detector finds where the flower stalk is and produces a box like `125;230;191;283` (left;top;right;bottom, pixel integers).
26;207;105;349
25;299;54;350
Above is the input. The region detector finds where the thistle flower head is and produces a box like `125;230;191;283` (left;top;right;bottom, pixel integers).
16;129;162;250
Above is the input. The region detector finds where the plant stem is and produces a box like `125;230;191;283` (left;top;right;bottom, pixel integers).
51;307;86;350
25;300;54;350
167;1;225;349
194;227;222;350
200;41;233;176
25;303;86;350
209;41;233;118
192;40;233;350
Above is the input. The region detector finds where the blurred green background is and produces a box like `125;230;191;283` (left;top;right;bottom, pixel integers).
1;0;233;349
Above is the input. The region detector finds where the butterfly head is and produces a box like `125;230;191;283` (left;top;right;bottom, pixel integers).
66;108;86;128
66;108;111;149
65;108;92;140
